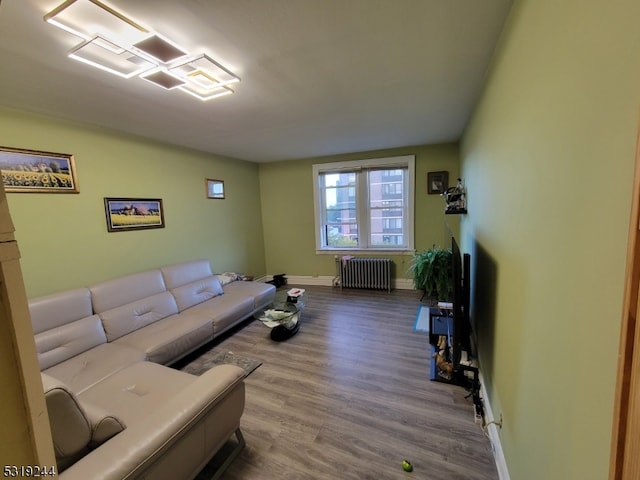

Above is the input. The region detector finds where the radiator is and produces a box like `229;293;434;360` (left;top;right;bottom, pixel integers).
338;257;392;292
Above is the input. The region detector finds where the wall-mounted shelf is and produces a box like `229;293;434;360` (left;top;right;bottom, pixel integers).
445;208;467;215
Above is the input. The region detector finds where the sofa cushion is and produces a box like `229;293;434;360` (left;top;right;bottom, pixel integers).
30;288;93;334
98;291;179;342
77;362;197;425
161;259;213;290
113;312;213;365
35;315;107;371
170;276;224;311
43;343;146;394
223;281;276;310
185;292;254;336
90;269;167;314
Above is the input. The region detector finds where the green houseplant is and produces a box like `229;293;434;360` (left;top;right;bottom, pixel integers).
409;246;453;302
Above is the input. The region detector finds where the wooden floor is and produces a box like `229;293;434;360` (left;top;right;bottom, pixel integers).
183;285;498;480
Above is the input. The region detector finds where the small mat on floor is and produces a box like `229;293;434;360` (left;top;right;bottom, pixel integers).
414;306;430;333
181;351;262;377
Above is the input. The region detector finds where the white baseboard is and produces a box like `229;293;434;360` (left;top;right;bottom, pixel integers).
394;278;414;290
265;274;415;290
478;371;510;480
284;275;335;286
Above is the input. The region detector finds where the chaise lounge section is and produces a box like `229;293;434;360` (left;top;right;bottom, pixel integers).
29;259;275;479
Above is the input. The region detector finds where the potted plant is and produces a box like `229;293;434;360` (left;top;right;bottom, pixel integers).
409;246;453;303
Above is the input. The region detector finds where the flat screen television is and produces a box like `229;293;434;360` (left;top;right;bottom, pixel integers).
451;236;471;370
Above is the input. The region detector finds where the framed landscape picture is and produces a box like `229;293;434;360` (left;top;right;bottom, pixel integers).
0;146;79;193
104;198;165;232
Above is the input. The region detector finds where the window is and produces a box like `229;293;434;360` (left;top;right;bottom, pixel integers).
312;155;415;252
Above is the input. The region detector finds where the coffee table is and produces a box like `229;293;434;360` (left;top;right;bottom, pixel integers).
255;289;305;341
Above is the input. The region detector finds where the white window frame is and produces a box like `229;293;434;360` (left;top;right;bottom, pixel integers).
312;155;415;254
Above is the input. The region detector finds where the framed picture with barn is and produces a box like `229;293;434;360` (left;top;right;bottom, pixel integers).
0;146;79;193
104;198;165;232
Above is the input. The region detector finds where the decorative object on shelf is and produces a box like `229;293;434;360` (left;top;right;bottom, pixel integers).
409;246;453;303
442;177;467;214
206;178;225;199
0;146;79;193
427;170;448;195
434;334;454;380
103;197;165;232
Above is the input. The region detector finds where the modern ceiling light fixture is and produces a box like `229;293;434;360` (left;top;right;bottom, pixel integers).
169;54;239;101
132;35;187;64
169;54;240;89
44;0;150;49
140;69;186;90
68;36;157;78
44;0;240;101
179;83;234;102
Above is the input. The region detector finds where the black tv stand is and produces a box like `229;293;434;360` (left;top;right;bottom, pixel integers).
428;307;482;414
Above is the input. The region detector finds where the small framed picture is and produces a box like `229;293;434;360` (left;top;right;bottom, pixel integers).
104;198;165;232
427;171;449;195
206;178;225;199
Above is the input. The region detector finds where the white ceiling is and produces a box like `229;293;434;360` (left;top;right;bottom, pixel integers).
0;0;512;163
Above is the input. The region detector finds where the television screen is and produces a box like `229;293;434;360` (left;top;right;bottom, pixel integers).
451;236;471;368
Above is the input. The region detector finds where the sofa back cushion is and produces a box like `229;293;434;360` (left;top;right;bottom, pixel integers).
29;288;94;334
89;269;167;314
161;259;214;290
89;269;178;342
29;288;108;370
35;315;108;371
98;292;179;342
171;276;224;311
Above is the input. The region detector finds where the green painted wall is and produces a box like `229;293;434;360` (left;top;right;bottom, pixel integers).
0;108;266;298
461;0;640;478
258;143;460;282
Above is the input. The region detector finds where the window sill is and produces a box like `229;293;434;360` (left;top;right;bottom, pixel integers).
316;249;415;256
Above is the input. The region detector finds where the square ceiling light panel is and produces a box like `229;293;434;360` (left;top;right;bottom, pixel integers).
140;69;186;90
179;83;234;101
169;54;240;89
132;34;187;64
69;36;156;78
44;0;150;50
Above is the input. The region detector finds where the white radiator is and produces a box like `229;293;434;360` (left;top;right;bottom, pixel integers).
338;257;392;292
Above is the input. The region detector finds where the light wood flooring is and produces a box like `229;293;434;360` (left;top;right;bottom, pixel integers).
180;285;498;480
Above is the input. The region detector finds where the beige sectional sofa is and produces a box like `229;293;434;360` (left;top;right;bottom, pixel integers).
29;259;275;479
